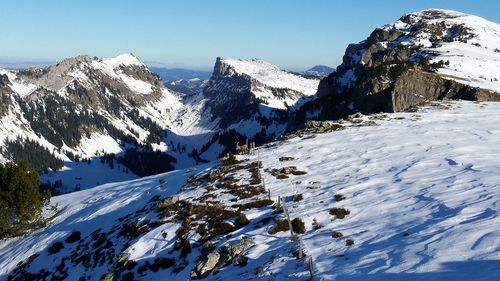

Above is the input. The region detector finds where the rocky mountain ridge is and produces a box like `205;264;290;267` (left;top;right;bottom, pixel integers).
0;55;319;192
317;9;500;112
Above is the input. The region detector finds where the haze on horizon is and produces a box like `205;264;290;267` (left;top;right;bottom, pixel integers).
1;0;499;71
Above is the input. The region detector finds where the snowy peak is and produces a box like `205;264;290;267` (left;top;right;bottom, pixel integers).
101;53;145;68
17;53;157;96
317;9;500;112
214;57;319;96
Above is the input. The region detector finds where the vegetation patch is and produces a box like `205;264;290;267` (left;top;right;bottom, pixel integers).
330;208;350;219
292;194;303;202
291;218;306;234
334;194;346;202
48;242;64;255
332;231;344;238
65;231;81;243
268;219;290;234
0;161;51;239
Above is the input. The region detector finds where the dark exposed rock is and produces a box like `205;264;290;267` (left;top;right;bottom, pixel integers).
191;237;255;279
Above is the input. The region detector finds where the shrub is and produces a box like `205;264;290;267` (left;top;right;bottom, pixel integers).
276;174;289;179
291;218;306;234
234;256;248;266
223;152;239;166
334;194;346;202
292;194;303;202
150;257;175;271
345;239;354;246
268;219;290;234
233;199;274;211
158;178;166;186
48;242;64;255
65;231;81;243
329;208;350;219
332;231;343;238
235;214;250;228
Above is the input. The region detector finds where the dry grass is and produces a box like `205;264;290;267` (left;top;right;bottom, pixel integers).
329;208;350;219
332;231;343;238
268;219;290;234
291;218;306;234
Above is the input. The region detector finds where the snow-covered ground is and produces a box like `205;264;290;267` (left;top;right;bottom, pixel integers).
0;100;498;280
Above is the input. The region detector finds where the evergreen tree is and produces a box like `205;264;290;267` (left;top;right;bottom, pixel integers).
0;161;50;238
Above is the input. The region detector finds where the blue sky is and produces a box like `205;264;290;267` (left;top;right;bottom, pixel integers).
0;0;499;70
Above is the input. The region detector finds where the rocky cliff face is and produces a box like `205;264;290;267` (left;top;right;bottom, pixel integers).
204;58;319;127
194;57;320;158
317;9;500;113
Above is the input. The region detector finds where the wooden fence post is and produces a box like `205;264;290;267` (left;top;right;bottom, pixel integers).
308;256;314;278
281;197;294;237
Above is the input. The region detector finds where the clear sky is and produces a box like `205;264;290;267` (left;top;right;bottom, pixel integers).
1;0;499;70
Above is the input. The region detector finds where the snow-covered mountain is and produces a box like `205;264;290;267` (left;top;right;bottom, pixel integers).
0;55;320;192
1;100;498;280
317;9;500;113
189;57;320;159
303;65;335;77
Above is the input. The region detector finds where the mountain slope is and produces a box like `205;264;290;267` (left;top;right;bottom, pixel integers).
0;55;320;192
316;9;500;113
0;100;498;280
190;57;320;159
0;53;183;191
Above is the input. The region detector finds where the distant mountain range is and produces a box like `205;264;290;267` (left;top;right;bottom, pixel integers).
1;8;500;195
303;65;335;77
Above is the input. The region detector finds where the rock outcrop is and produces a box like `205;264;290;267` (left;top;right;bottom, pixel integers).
191;237;255;279
317;9;500;113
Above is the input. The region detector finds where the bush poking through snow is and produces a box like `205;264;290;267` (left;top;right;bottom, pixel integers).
235;214;250;228
334;194;346;201
332;231;344;238
291;218;306;234
234;256;249;266
292;194;303;202
158;178;166;186
223;152;239;166
233;199;274;211
268;219;290;234
48;242;64;255
65;231;81;243
330;208;350;219
345;239;354;246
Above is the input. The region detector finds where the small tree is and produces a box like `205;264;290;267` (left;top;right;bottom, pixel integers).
0;161;50;237
159;178;166;186
223;151;238;166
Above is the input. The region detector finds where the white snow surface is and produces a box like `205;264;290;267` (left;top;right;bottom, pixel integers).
0;100;499;280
